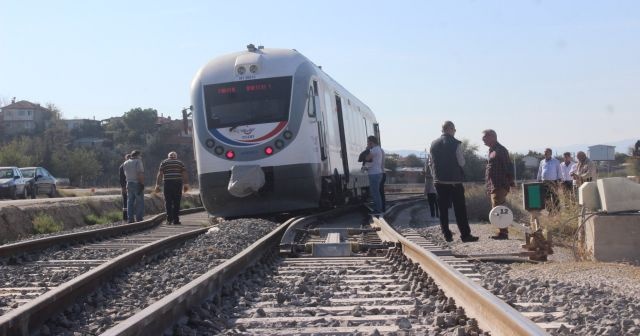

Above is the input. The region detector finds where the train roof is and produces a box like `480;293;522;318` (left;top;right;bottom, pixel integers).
192;46;374;119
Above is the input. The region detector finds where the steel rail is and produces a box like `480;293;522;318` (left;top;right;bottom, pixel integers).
99;216;300;336
372;202;548;336
99;206;357;336
0;212;208;336
0;207;204;258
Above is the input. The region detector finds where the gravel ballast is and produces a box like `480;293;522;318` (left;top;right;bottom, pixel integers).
40;217;280;335
395;202;640;335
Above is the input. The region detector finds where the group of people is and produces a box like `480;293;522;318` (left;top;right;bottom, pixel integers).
423;122;521;241
537;148;597;212
423;120;599;243
118;150;190;225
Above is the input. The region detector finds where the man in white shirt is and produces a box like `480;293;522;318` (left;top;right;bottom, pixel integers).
537;148;562;213
559;152;577;194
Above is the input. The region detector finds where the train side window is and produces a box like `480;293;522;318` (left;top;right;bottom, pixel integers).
307;87;316;117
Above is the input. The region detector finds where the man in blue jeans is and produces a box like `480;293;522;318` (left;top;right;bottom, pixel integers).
123;150;145;223
365;136;384;215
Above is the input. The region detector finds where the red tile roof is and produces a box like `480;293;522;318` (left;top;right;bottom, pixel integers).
1;100;50;111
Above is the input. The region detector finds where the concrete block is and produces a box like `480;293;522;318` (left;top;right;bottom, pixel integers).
584;214;640;264
597;177;640;212
312;243;352;257
578;181;600;211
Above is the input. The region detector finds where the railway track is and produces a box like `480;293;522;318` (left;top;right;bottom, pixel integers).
96;202;549;335
1;198;578;335
0;209;210;335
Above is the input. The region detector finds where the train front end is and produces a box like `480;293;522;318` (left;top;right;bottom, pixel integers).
191;46;322;217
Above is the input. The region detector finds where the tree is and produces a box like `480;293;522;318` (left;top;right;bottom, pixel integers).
43;119;71;169
460;140;485;182
403;154;424;167
52;148;102;186
384;154;398;172
0;137;45;167
70;122;104;139
121;108;158;145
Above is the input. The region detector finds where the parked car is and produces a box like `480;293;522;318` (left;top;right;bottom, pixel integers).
20;167;58;198
0;166;28;199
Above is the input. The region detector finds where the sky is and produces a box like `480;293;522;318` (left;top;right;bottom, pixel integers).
1;1;639;154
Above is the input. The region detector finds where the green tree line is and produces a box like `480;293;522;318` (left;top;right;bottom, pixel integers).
0;106;195;187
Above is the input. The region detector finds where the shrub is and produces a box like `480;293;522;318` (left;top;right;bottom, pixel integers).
84;210;122;225
104;210;123;222
33;214;63;234
84;213;107;225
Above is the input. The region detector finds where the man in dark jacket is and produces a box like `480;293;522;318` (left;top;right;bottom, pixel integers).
118;154;131;220
429;121;478;243
482;129;514;240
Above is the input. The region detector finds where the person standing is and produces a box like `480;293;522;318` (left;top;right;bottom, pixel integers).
537;148;562;213
559;152;577;193
365;136;384;215
429;121;478;243
379;148;387;212
155;151;189;225
424;158;438;218
118;154;131;220
482;129;514;240
123;150;145;223
572;151;597;187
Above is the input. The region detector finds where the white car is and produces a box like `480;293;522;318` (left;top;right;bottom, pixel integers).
0;166;28;199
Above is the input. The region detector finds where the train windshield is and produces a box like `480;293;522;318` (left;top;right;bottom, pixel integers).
204;76;292;129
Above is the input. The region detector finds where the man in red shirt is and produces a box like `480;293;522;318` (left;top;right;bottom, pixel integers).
482;129;514;240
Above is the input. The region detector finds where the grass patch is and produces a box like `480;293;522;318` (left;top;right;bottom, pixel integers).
84;210;122;225
33;214;63;234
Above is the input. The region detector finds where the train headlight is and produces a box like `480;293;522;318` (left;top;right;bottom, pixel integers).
225;150;235;159
249;65;258;73
237;66;246;75
275;139;284;149
214;146;224;155
205;139;215;148
264;146;274;155
283;131;293;140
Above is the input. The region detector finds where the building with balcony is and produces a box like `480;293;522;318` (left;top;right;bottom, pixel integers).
0;99;53;137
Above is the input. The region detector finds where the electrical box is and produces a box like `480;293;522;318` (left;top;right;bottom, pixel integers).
522;182;545;211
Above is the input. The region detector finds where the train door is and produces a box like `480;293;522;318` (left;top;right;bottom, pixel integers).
309;81;327;161
335;95;349;182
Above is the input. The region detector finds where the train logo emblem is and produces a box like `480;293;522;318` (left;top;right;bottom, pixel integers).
211;121;287;146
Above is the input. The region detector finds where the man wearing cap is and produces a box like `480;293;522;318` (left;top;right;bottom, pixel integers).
155;151;189;225
123;150;145;223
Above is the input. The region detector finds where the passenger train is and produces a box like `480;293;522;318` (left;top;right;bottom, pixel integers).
191;45;380;217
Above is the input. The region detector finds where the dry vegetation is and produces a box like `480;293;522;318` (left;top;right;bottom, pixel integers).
464;183;583;244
